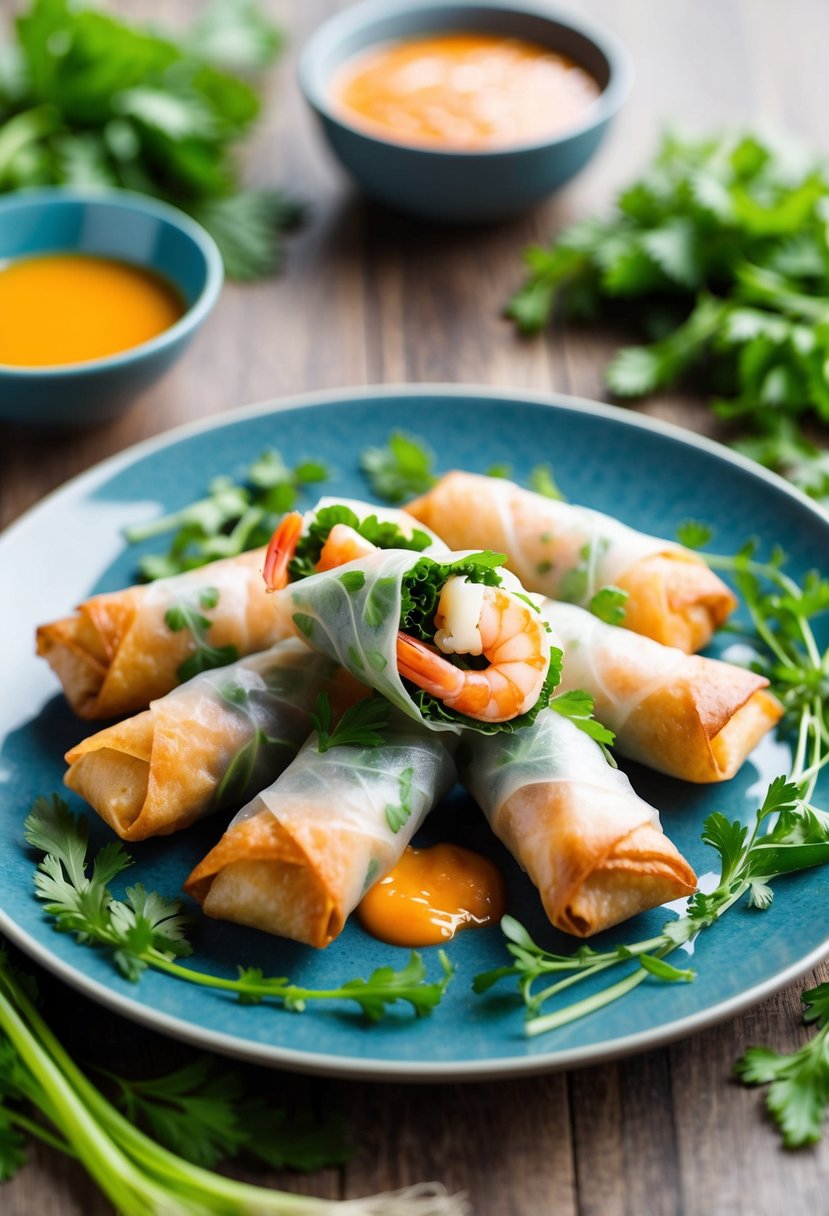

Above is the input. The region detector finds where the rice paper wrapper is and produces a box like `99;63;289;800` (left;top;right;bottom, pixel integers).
278;548;463;732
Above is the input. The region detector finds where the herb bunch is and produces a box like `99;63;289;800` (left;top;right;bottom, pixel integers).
1;0;298;279
125;449;328;580
508;131;829;503
0;948;466;1213
25;794;454;1021
474;530;829;1145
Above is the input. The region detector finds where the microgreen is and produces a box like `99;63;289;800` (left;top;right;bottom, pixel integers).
125;450;328;580
507;130;829;501
25;796;453;1023
2;0;298;280
311;692;391;754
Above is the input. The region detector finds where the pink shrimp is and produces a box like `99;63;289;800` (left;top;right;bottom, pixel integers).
396;585;550;722
264;516;378;591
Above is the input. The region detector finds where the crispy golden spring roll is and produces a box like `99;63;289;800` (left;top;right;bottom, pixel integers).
185;713;456;947
459;711;697;937
64;640;353;841
544;602;783;783
37;548;294;719
407;471;736;653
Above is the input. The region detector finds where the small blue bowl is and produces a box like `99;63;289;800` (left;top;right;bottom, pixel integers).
299;0;632;223
0;189;223;428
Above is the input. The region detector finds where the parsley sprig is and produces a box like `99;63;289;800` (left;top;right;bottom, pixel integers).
507;130;829;502
0;948;465;1212
125;450;328;580
25;795;454;1021
474;531;829;1144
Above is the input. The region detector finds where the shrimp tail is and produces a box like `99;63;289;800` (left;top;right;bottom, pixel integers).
264;511;303;591
396;632;465;699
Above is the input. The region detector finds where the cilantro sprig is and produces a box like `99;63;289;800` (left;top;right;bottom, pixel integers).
310;692;391;753
507;130;829;503
24;796;454;1022
164;587;239;682
474;530;829;1147
125;449;328;580
2;0;298;280
0;948;465;1212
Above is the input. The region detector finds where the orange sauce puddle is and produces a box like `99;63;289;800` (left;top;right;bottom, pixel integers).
358;843;506;947
0;252;185;367
333;32;601;150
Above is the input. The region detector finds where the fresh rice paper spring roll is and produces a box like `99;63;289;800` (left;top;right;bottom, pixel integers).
543;601;783;783
272;542;556;732
185;711;457;947
407;471;736;653
459;710;697;937
64;639;351;841
37;548;295;719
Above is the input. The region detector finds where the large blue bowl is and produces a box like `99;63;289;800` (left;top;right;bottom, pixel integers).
0;189;223;428
299;0;632;223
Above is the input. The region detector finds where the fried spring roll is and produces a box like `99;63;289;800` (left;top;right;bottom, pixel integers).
459;711;697;937
407;471;736;653
185;714;456;947
64;640;350;841
545;602;783;783
37;549;294;719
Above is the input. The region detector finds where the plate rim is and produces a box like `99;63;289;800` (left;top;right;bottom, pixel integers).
3;382;829;1082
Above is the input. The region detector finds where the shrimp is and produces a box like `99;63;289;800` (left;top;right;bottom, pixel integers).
264;515;550;723
395;578;551;723
264;515;377;591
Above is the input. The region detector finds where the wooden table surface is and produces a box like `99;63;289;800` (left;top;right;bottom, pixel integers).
3;1;829;1212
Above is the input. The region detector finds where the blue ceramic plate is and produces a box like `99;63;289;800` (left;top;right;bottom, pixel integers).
1;386;827;1080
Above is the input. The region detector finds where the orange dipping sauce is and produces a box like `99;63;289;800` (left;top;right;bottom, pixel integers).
333;32;601;150
0;253;185;368
358;843;506;947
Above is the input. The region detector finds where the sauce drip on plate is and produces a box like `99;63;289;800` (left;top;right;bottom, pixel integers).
0;253;184;368
358;843;506;947
333;32;601;150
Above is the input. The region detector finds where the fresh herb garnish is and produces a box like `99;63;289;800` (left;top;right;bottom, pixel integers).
25;796;452;1021
125;450;328;580
385;767;415;834
735;982;829;1148
527;463;564;501
474;532;829;1148
588;585;629;625
548;690;616;754
164;587;239;682
311;692;391;754
288;504;432;580
0;947;464;1212
507;130;829;500
360;432;438;503
3;0;298;280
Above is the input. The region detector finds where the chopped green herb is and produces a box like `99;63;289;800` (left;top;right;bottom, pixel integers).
676;519;715;550
360;432;437;503
311;692;391;754
528;464;565;501
385;767;415;834
588;585;628;625
125;450;328;581
164;587;239;682
548;689;616;753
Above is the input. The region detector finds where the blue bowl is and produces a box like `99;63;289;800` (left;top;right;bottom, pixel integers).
299;0;632;223
0;189;223;427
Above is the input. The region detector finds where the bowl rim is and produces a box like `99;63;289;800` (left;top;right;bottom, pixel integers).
0;186;224;379
299;0;633;159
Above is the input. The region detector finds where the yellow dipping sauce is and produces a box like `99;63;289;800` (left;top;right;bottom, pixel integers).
358;843;506;947
333;32;601;150
0;253;185;368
